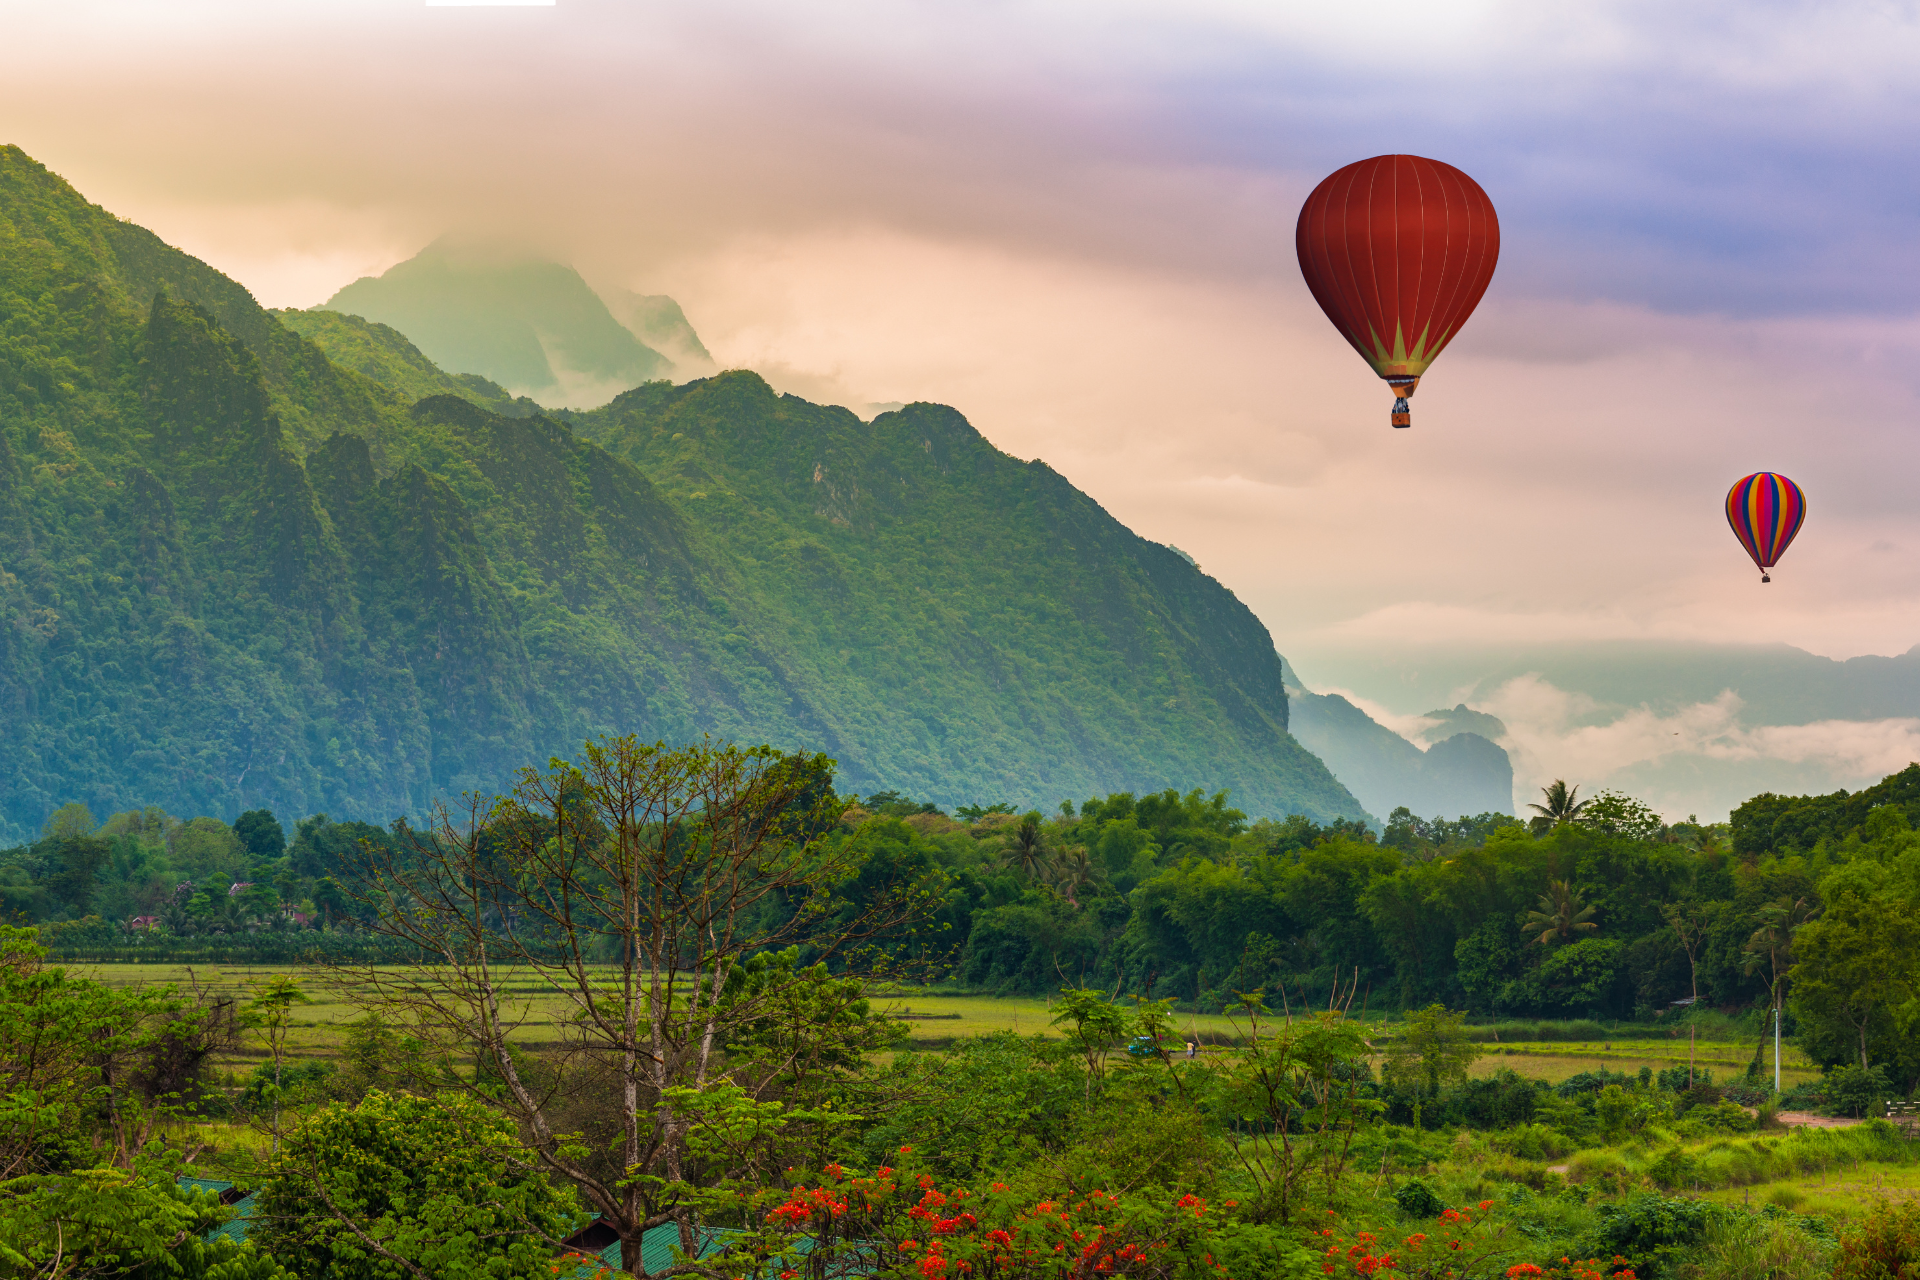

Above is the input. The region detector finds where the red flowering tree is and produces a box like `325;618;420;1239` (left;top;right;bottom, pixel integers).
707;1148;1241;1280
1312;1205;1637;1280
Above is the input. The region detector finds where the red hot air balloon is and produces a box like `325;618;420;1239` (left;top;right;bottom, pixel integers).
1726;473;1806;584
1296;155;1500;428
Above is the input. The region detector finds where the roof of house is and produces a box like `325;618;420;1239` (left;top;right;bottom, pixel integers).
179;1176;257;1243
560;1221;740;1278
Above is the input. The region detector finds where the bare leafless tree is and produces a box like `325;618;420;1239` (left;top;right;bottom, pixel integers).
321;736;937;1276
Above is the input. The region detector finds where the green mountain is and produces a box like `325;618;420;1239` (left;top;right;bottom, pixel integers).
322;240;674;407
0;144;1364;841
602;289;716;376
268;307;544;417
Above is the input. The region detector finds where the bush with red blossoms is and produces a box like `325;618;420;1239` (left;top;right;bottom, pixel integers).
715;1150;1239;1280
1313;1201;1513;1279
1311;1203;1638;1280
1502;1259;1638;1280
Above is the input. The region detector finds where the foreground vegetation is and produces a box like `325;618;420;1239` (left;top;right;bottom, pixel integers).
14;736;1920;1280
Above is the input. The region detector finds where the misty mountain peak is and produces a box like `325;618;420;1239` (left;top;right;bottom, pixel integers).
321;240;700;409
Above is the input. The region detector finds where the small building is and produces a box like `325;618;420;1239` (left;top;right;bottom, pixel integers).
179;1176;257;1243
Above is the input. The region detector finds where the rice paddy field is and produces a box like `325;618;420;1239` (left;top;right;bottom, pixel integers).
86;962;1905;1229
1470;1041;1823;1088
81;962;1820;1084
79;964;1254;1068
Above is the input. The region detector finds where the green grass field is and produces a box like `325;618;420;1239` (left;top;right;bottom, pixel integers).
1472;1041;1821;1087
83;963;1816;1081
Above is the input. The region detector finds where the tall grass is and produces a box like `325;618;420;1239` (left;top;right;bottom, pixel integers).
1675;1212;1835;1280
1559;1123;1920;1193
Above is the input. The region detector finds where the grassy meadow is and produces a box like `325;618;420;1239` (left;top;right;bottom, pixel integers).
84;963;1821;1082
97;961;1874;1242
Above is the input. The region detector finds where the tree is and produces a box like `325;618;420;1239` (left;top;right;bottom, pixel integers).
40;801;96;842
1048;987;1138;1103
1582;790;1666;842
1380;1004;1481;1129
327;737;935;1277
1;1154;294;1280
233;809;286;859
253;1091;581;1280
0;927;291;1278
170;818;248;886
1002;812;1049;880
45;834;109;917
1049;844;1102;909
0;926;205;1175
1744;895;1816;1026
1213;1000;1378;1224
247;976;312;1154
1527;779;1592;836
1521;879;1597;947
1791;872;1919;1070
1662;902;1715;1085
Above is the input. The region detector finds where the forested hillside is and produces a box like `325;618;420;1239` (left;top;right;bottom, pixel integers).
0;145;1362;839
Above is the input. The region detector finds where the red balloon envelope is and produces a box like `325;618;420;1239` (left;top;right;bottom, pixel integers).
1726;472;1806;584
1296;155;1500;427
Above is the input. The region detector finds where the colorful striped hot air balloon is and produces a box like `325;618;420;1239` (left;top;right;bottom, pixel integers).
1296;155;1500;428
1725;473;1806;583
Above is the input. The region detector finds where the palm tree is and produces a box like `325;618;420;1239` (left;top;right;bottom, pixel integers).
1521;879;1598;946
1002;813;1048;880
1528;780;1592;836
1049;845;1102;909
1744;895;1816;1004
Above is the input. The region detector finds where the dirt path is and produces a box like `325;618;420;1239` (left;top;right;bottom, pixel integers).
1776;1111;1863;1129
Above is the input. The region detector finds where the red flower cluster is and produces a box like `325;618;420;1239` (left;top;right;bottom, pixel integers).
767;1185;851;1226
1316;1201;1507;1277
758;1162;1230;1280
1510;1258;1636;1280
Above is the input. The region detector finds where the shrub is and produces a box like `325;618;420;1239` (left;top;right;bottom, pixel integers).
1642;1147;1699;1191
1395;1179;1448;1218
1440;1069;1547;1129
1672;1102;1754;1139
239;1060;336;1108
1586;1193;1713;1279
1558;1068;1639;1099
1492;1123;1574;1161
1657;1066;1711;1093
252;1091;582;1279
1826;1064;1890;1119
1831;1199;1920;1280
1566;1150;1633;1195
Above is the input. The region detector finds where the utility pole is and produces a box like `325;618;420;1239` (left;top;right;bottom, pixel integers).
1774;1005;1781;1093
1774;978;1782;1094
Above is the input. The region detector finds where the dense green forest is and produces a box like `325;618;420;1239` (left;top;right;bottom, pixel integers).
23;746;1920;1089
0;143;1361;843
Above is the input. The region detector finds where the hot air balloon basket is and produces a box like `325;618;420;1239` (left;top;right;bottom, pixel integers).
1387;376;1419;428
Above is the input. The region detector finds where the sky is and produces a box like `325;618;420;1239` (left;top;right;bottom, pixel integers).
6;0;1920;818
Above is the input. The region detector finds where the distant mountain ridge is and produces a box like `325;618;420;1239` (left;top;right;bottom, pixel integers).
1280;662;1515;819
322;241;677;408
0;144;1365;840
